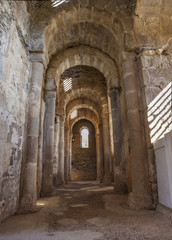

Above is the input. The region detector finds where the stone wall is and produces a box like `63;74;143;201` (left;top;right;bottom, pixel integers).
0;1;30;220
139;52;172;105
137;51;172;206
71;120;97;181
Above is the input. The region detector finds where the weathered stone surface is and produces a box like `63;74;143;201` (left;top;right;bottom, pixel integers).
0;0;172;224
0;0;30;221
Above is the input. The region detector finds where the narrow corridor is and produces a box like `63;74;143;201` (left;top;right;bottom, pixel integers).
0;182;172;240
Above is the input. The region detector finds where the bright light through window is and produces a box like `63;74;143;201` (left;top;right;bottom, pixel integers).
70;110;77;119
63;78;72;92
81;128;89;148
51;0;68;7
148;82;172;143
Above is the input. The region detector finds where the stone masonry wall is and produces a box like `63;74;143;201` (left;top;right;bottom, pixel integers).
0;1;30;221
137;51;172;206
138;52;172;143
71;120;97;181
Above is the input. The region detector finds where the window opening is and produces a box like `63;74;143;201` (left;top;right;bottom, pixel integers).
63;78;72;92
70;110;77;119
80;128;89;148
52;0;68;7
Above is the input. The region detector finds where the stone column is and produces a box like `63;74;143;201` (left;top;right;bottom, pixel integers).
37;97;45;197
64;125;70;184
122;52;152;209
42;89;56;195
96;131;101;181
53;115;60;186
96;128;103;182
109;88;127;193
102;113;111;185
20;53;45;211
99;125;104;183
57;116;65;184
68;133;72;181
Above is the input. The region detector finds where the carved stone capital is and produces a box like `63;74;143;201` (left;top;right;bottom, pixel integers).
29;52;47;69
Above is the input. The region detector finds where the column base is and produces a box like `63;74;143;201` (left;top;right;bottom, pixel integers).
18;194;39;214
114;181;128;194
97;170;104;183
103;174;111;185
97;177;103;183
56;174;64;185
128;192;153;210
41;185;56;197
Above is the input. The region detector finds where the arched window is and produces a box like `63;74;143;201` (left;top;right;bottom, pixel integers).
80;127;89;148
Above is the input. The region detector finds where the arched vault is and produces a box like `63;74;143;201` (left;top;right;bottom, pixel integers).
46;45;119;91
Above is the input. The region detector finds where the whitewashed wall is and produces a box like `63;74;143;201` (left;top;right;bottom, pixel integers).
154;131;172;209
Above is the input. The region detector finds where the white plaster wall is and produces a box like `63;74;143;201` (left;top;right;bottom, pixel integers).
154;131;172;209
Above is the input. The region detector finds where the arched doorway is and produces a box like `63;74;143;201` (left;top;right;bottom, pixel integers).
71;119;97;181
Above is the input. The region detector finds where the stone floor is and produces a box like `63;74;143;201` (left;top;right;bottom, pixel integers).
0;181;172;240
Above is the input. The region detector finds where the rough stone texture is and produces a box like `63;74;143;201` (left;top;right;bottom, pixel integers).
59;65;107;112
0;1;30;221
0;0;172;224
1;182;172;240
71;120;97;181
139;53;172;105
37;97;45;197
137;51;172;207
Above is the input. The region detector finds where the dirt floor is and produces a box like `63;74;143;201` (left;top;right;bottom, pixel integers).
0;181;172;240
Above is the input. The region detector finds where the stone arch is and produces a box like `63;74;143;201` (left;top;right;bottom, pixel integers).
68;108;100;131
71;116;98;134
67;102;100;123
30;3;133;61
46;45;119;91
64;88;106;107
45;22;120;62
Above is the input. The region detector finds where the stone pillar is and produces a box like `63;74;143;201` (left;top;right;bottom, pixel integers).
42;90;56;195
122;52;152;209
109;88;127;193
99;125;104;183
53;115;60;185
96;131;101;181
68;134;72;181
64;125;70;184
102;113;111;185
57;116;65;184
37;97;45;197
20;53;45;212
96;128;103;182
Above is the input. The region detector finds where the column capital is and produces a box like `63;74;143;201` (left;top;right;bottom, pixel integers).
96;131;100;136
55;115;60;124
46;79;57;92
29;51;47;69
45;90;56;99
101;112;109;119
60;115;65;122
122;51;136;62
136;48;163;59
65;126;69;131
108;87;121;97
